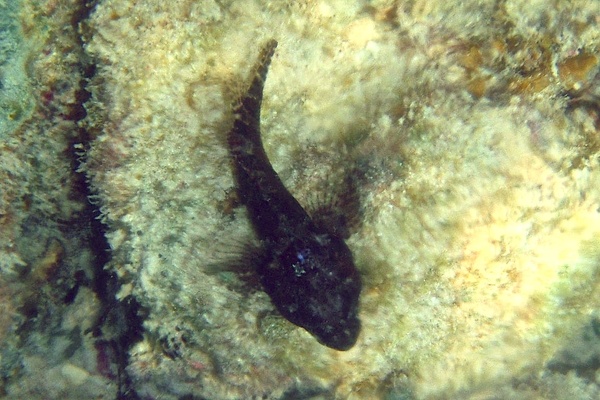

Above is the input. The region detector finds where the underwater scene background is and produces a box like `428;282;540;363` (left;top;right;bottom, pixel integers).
1;0;600;399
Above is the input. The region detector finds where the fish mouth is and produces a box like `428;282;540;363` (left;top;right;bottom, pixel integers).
312;316;361;351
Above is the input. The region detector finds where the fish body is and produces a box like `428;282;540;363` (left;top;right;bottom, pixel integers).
228;40;362;351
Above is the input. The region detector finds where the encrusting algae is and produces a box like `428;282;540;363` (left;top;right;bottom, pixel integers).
77;0;600;398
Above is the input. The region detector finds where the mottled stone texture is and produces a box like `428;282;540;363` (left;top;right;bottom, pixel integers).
81;1;600;398
3;0;600;398
0;0;114;398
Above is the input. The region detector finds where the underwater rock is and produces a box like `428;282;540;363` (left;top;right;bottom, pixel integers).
80;0;600;398
0;0;117;398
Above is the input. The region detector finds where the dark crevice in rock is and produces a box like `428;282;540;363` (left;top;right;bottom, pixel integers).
68;1;147;399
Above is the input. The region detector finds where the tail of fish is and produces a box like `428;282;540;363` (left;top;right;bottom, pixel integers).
229;39;278;155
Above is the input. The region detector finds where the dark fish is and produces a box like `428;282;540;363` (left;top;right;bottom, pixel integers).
228;39;362;351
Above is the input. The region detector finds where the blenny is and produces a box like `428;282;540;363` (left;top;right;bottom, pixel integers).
227;40;362;351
